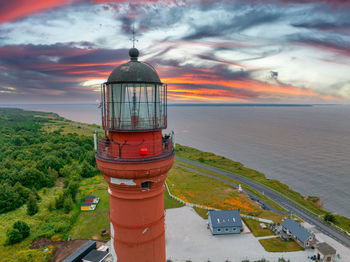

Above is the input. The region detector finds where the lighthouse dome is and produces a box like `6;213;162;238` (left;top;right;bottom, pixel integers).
107;48;161;83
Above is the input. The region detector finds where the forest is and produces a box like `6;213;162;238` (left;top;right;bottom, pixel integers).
0;108;98;215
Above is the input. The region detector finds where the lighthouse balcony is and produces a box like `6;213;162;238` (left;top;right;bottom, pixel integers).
96;136;174;162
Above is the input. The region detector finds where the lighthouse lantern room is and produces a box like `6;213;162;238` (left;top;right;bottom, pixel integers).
95;47;174;262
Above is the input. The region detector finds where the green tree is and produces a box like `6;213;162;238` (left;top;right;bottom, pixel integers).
31;188;41;201
13;221;30;238
5;229;23;245
47;167;58;187
81;160;96;178
63;196;74;214
5;220;30;245
27;194;38;216
19;167;47;189
67;182;79;202
0;183;20;214
55;192;65;210
324;214;336;223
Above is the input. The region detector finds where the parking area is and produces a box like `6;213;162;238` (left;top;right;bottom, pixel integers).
165;206;314;262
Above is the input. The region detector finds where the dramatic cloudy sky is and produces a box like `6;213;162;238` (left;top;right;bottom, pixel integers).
0;0;350;104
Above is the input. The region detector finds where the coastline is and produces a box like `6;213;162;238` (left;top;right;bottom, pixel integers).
1;106;349;230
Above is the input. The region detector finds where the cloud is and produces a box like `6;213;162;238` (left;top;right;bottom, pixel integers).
0;0;72;24
289;34;350;57
0;0;349;103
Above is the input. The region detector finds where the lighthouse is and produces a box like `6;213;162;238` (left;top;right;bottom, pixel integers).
95;47;174;261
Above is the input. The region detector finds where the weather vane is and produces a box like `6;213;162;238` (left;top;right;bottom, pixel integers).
130;24;138;48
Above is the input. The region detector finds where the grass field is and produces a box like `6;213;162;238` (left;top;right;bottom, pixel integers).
175;144;325;215
43;119;103;137
69;189;110;241
242;218;274;237
164;189;185;209
0;185;73;262
175;160;287;213
167;165;260;213
259;238;304;252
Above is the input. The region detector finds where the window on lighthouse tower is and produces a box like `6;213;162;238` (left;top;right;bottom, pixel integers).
103;83;166;130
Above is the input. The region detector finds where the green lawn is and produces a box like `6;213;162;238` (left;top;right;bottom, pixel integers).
193;206;209;219
242;218;274;237
259;238;304;252
69;189;110;241
164;189;185;209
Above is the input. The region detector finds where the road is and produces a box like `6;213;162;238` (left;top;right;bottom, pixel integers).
175;157;350;248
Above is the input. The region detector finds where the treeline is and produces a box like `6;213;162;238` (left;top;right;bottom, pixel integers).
0;108;98;214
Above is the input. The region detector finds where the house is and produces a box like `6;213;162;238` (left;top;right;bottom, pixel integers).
63;240;96;262
82;250;109;262
315;242;336;262
208;210;243;235
81;202;96;211
85;195;100;204
281;217;316;248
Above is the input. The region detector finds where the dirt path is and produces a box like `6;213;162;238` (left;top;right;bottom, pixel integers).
31;238;106;262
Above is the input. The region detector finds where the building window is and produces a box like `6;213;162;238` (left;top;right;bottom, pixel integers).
217;228;221;232
225;228;229;232
141;181;151;189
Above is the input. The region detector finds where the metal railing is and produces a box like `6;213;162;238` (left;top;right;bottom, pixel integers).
96;136;174;162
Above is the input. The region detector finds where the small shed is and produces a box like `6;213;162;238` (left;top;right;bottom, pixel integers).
82;250;109;262
85;195;100;204
81;202;96;211
281;217;316;248
208;210;243;235
315;242;336;262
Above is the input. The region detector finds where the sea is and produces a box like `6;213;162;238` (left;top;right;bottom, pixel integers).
2;103;350;218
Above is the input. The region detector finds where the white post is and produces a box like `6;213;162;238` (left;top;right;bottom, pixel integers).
172;130;175;149
94;131;98;152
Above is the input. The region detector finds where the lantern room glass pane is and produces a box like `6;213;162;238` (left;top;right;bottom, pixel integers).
102;83;167;130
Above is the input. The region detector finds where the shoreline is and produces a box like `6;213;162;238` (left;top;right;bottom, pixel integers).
2;107;350;223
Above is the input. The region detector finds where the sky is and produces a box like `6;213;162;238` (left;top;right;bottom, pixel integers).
0;0;350;104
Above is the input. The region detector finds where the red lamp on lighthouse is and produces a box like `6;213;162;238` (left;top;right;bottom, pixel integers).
95;47;174;261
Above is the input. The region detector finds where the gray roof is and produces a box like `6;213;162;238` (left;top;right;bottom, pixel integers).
82;250;109;262
107;48;161;83
85;195;97;199
63;240;96;262
316;242;336;255
81;202;93;206
209;210;242;228
282;217;312;243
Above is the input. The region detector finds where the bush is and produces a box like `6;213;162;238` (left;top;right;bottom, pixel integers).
31;188;41;201
13;221;30;238
55;192;65;210
67;182;79;202
324;214;336;223
5;229;23;245
27;194;38;216
5;220;30;245
47;200;55;211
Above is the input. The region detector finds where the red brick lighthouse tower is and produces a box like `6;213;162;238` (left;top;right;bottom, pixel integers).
95;47;174;262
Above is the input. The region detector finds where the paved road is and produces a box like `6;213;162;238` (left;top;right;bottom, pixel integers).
175;157;350;248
